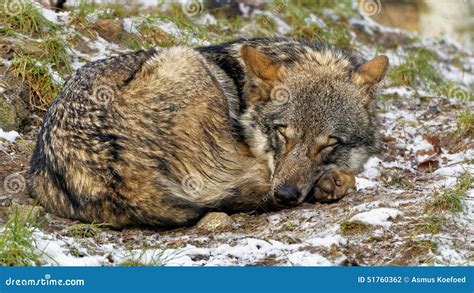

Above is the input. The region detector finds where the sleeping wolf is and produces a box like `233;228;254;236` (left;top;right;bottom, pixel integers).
29;37;388;228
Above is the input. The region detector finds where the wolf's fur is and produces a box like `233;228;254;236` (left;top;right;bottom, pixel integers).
29;37;388;228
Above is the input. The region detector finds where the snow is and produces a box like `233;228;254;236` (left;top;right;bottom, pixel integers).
350;208;403;227
35;231;105;266
123;18;141;34
305;235;346;248
286;251;332;266
356;177;378;190
0;129;20;143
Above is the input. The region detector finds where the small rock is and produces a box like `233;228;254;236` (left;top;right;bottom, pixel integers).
196;212;232;232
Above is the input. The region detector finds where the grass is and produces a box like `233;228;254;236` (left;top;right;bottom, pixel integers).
456;111;474;138
0;208;43;266
435;82;473;102
67;222;108;238
0;0;56;36
339;219;371;235
416;215;445;234
119;248;181;266
8;53;61;111
282;1;352;50
97;2;142;19
388;48;440;89
125;17;177;50
41;36;72;74
425;171;473;214
380;168;415;189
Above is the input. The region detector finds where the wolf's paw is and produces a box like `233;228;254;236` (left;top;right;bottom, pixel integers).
312;170;356;202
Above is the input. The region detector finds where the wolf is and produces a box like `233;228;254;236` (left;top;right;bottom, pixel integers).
29;37;388;228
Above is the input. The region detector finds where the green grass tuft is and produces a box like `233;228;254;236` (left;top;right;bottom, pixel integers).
388;48;440;89
119;248;180;266
0;208;43;266
8;53;61;111
456;111;474;138
417;214;445;234
0;0;56;36
426;172;473;213
67;222;108;238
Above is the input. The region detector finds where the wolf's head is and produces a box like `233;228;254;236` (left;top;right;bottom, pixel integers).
238;40;388;206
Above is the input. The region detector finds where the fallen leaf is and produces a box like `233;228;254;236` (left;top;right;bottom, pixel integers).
417;157;439;172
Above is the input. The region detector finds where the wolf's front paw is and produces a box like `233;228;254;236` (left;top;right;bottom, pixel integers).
312;170;355;202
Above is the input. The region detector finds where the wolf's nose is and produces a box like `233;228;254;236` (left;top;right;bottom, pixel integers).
275;185;301;205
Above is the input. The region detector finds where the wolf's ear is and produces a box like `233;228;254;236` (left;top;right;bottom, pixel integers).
241;45;281;89
352;55;389;90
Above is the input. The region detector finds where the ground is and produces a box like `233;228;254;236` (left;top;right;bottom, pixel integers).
0;0;472;266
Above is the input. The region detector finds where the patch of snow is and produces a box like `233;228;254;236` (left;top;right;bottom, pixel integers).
359;157;382;178
381;86;414;97
352;201;381;212
435;164;473;177
434;238;471;265
0;129;20;143
35;231;105;266
36;2;69;25
123;18;142;34
305;235;346;248
350;208;403;227
197;14;218;26
305;14;326;28
356;177;379;190
156;20;181;37
286;251;332;266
